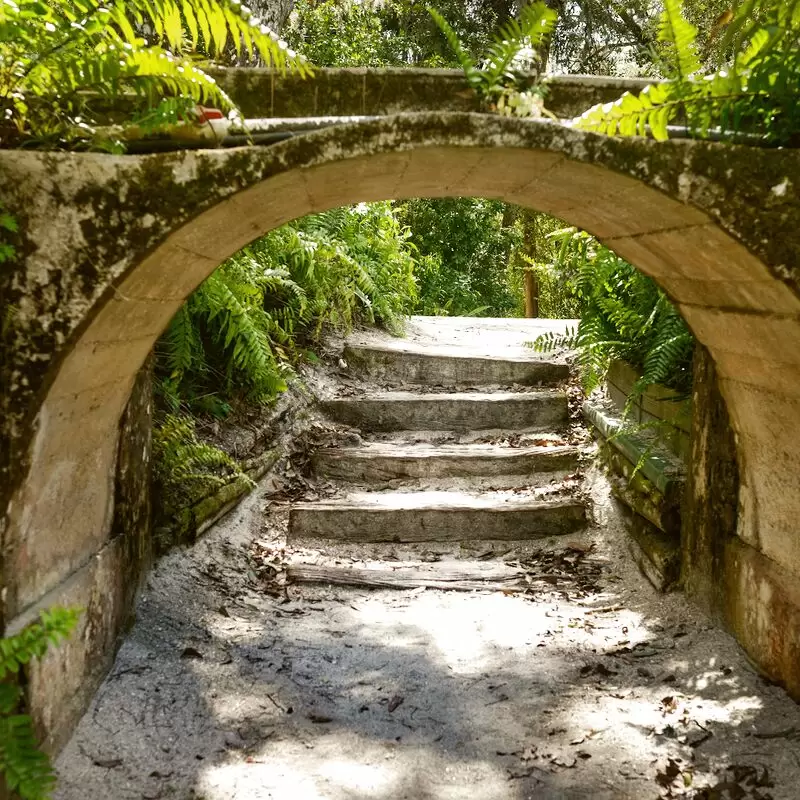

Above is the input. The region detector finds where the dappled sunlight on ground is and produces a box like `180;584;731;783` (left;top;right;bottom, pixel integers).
196;732;512;800
55;482;800;799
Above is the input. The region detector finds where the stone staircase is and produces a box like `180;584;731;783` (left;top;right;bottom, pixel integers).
287;318;587;552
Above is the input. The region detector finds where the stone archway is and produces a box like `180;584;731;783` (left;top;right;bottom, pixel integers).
2;112;799;747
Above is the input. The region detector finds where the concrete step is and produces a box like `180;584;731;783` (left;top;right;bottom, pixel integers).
322;390;569;433
288;490;586;543
344;342;568;387
313;441;580;484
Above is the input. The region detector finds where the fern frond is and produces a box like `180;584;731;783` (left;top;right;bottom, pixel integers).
1;0;310;147
529;327;577;353
427;7;481;88
163;304;204;381
659;0;700;80
573;0;799;144
482;1;557;86
0;607;80;800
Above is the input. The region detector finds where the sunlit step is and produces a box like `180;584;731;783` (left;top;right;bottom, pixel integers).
313;440;580;484
288;489;586;544
322;390;569;433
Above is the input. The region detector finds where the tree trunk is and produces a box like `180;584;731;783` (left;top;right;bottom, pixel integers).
251;0;295;33
524;271;539;318
521;209;539;318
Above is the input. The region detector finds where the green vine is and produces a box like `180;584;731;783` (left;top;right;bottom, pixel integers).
0;607;81;800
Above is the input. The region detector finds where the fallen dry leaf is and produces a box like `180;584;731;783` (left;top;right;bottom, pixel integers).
388;695;404;712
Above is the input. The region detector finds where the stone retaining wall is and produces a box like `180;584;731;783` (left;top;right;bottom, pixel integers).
207;68;653;121
605;360;692;460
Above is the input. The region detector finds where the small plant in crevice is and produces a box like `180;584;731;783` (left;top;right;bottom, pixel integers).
574;0;800;145
152;413;253;527
428;1;558;117
0;607;81;800
0;206;17;265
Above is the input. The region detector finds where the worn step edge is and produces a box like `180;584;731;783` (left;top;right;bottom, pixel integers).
288;498;586;543
344;343;569;386
313;442;580;481
324;390;568;433
287;562;564;593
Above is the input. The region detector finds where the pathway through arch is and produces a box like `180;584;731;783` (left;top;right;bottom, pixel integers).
54;318;800;800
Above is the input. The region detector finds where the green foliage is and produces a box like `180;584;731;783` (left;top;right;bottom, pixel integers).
289;203;418;334
152;413;252;521
158;259;293;410
0;608;80;800
283;0;390;66
157;202;417;413
532;229;694;401
428;2;557;114
153;203;417;534
396;198;520;317
285;0;509;68
575;0;800;145
0;0;309;148
519;256;584;320
0;207;18;265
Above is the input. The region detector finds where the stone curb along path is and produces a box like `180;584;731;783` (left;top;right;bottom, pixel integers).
54;317;800;800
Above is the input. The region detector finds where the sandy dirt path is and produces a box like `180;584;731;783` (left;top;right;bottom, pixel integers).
55;470;800;800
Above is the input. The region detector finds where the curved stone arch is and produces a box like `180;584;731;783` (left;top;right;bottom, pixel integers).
2;113;800;743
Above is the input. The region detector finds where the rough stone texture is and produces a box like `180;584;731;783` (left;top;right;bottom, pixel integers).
111;357;154;597
2;105;800;745
323;390;569;433
683;348;800;697
168;449;280;547
623;508;681;592
289;492;587;543
7;359;155;755
606;359;692;460
344;344;569;386
21;536;133;755
724;537;800;698
207;67;653;121
582;400;685;501
682;347;740;615
313;442;580;483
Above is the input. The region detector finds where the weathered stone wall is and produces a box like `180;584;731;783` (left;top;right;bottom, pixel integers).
605;360;692;460
684;347;800;696
2;109;800;746
207;67;652;120
683;346;739;613
17;359;153;753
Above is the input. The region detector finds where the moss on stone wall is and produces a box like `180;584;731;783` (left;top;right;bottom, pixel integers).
682;345;740;611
